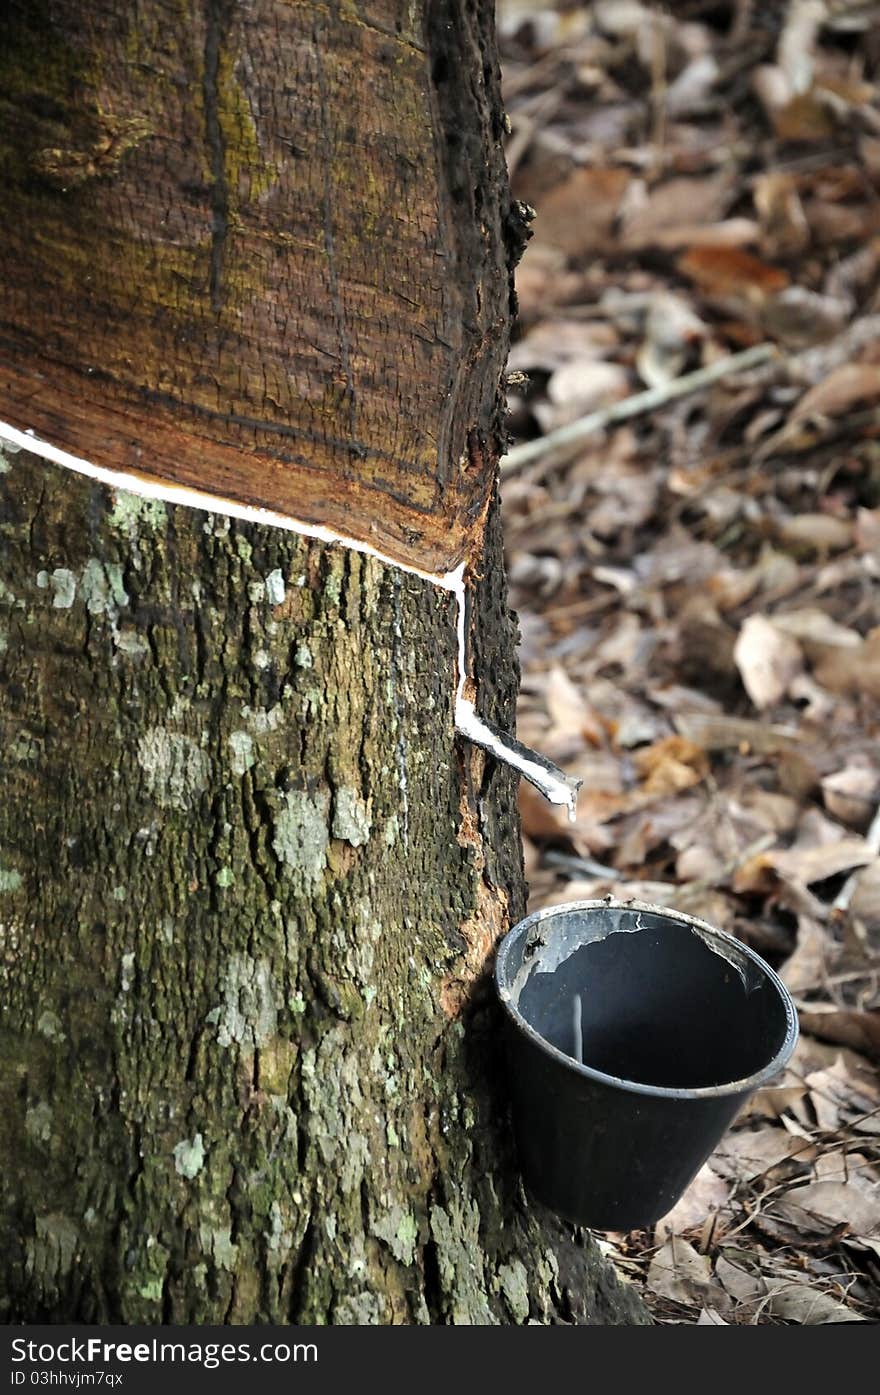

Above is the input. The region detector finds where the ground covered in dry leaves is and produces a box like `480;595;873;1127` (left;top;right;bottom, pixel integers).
498;0;880;1324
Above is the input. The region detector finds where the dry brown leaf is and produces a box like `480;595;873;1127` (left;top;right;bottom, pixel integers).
613;794;706;860
777;514;854;555
761;287;850;348
633;735;709;795
587;463;661;537
518;782;574;843
773;93;837;141
708;564;761;611
734;614;803;710
780;1180;880;1238
651;685;723;716
646;1237;727;1310
811;1151;880;1187
635;529;727;587
532;167;630;259
791;363;880;421
822;765;878;827
772;836;874;885
544;664;606;750
524;778;621;854
766;1282;864;1323
498;2;591;49
678;245;789;304
670;799;772;871
854;508;880;555
674;711;799;755
513;244;577;318
665;53;720;116
715;1252;766;1307
728;856;772;897
637;292;706;389
507;318;619;373
653;220;761;252
670;884;735;929
621;174;734;249
736;788;802;834
591;614;644;670
676;596;738;685
752;545;803;597
805;1055;880;1133
769;608;861;653
675;844;725;883
541;359;630;426
565;753;632;802
754;171;810;257
813;628;880;699
804;197;880;247
592;0;656;40
796;1003;880;1061
743;1081;810;1124
825;241;879;302
850;862;880;930
712;1126;815;1182
790;805;840;852
654;1164;731;1242
781;916;830;997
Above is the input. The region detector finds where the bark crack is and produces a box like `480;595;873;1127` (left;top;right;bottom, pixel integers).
288;1216;316;1321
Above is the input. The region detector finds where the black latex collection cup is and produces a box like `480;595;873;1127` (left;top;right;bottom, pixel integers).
495;899;798;1231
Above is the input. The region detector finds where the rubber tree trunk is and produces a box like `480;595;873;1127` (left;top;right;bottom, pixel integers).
0;0;648;1324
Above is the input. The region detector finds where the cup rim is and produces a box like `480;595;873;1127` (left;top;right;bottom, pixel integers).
495;898;799;1102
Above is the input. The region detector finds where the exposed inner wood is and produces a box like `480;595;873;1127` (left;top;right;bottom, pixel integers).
0;0;515;574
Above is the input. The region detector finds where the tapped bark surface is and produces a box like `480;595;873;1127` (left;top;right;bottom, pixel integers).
0;0;649;1326
0;0;528;573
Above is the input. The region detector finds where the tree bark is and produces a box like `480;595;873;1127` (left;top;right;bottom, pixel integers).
0;0;648;1325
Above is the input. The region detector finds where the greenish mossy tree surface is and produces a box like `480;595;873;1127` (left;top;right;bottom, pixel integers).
0;0;648;1324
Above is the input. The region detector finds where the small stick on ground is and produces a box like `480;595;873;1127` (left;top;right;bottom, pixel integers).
500;342;778;478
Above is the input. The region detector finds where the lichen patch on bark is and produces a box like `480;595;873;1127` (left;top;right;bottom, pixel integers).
214;953;279;1051
332;787;372;847
173;1133;206;1179
136;728;212;810
271;789;331;888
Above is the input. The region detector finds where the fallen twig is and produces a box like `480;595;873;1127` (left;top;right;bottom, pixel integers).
500;342;778;477
543;850;622;880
